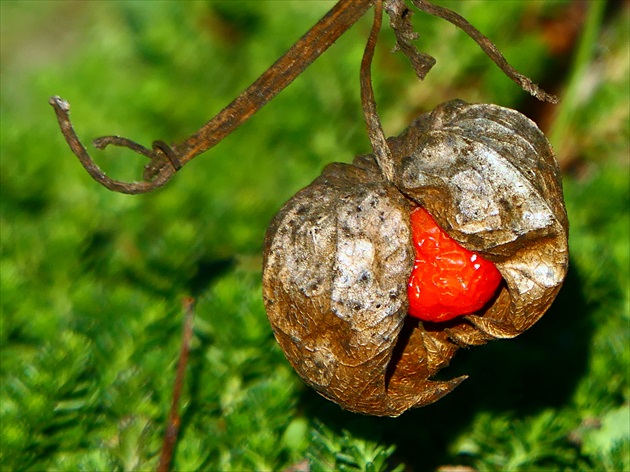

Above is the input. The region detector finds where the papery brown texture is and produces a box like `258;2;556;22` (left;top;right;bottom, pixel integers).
262;100;568;416
389;100;569;342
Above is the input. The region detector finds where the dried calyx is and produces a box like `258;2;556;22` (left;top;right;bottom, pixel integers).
263;100;569;416
262;1;568;416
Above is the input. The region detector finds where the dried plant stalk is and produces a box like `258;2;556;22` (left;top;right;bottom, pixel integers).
50;0;556;194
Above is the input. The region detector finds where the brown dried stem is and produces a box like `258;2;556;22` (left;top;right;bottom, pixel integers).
49;96;176;194
410;0;559;103
50;0;558;195
361;0;396;182
50;0;376;195
157;297;196;472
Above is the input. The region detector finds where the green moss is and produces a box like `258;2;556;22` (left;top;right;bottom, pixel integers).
1;1;628;470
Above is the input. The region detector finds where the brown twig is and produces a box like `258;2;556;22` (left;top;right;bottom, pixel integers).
411;0;559;104
360;0;396;182
50;0;376;195
157;297;196;472
49;96;176;194
51;0;558;195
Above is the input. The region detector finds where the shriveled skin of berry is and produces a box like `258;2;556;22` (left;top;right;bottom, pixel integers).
407;207;503;322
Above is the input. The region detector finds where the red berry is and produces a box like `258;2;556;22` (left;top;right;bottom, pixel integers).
407;207;502;322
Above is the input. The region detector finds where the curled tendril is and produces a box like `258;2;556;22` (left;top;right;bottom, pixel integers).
49;96;177;194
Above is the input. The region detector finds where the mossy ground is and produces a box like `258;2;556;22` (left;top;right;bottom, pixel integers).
1;1;628;471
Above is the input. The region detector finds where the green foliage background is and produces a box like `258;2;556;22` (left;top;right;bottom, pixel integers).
1;1;628;471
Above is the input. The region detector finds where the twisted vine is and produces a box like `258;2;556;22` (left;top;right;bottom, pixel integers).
50;0;557;195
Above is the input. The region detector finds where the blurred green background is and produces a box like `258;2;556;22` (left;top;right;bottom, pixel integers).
1;1;628;471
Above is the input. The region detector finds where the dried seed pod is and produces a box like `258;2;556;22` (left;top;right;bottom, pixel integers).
262;100;568;416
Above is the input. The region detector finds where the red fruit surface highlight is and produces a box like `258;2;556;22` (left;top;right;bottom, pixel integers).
407;207;503;322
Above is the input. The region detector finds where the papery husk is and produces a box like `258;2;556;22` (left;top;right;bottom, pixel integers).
262;100;568;416
389;100;569;342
